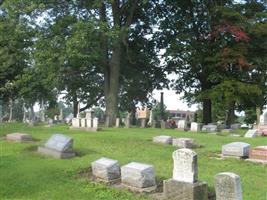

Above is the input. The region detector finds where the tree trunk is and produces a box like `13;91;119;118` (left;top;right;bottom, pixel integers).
104;42;121;127
40;98;45;122
8;98;13;122
202;99;212;124
73;93;78;118
256;106;261;124
226;101;235;126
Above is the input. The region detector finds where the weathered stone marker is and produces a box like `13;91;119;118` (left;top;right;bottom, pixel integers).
80;118;87;128
91;157;120;183
153;135;172;145
222;142;250;158
121;162;156;191
38;134;75;159
177;120;187;130
6;133;32;142
191;122;202;132
249;146;267;161
215;172;242;200
172;138;196;149
72;118;81;128
244;129;257;138
93;117;99;130
162;149;208;200
115;118;120;128
202;124;217;132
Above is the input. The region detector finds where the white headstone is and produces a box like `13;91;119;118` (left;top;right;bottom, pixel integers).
93;117;99;129
190;122;201;132
153;135;172;144
215;172;242;200
115;118;120;128
244;129;257;138
177;120;187;130
72;118;80;128
92;157;120;181
86;118;92;128
172;149;198;183
222;142;250;157
80;118;87;127
44;134;73;152
121;162;156;188
172;138;196;149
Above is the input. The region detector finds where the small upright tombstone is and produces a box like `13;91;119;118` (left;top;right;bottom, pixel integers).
93;117;99;130
163;149;208;200
215;172;242;200
72;118;81;128
190;122;201;132
6;133;32;142
244;129;257;138
115;118;120;128
38;134;75;159
222;142;250;158
177;120;187;130
161;120;166;129
80;118;87;128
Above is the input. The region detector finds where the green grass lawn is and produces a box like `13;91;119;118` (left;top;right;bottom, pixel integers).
0;123;266;200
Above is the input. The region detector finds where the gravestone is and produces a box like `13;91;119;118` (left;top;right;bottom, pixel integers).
72;118;81;128
249;146;267;161
6;133;32;142
172;138;196;149
86;118;92;128
153;135;172;145
202;125;217;132
80;118;87;128
162;149;208;200
244;129;257;138
217;123;226;130
191;122;201;132
172;149;197;183
125;113;131;128
121;162;156;191
160;120;166;129
115;118;120;128
230;123;241;129
91;157;121;183
215;172;242;200
177;120;187;130
38;134;75;159
86;111;94;119
222;142;250;158
93;117;99;130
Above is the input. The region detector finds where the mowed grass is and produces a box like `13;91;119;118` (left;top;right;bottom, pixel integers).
0;123;266;200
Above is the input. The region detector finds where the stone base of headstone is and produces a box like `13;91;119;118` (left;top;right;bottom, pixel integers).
6;133;32;142
245;159;267;165
120;183;157;193
161;179;208;200
69;127;101;132
92;176;121;185
37;146;75;159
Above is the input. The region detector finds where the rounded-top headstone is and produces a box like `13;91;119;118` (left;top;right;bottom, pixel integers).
215;172;242;200
172;148;198;183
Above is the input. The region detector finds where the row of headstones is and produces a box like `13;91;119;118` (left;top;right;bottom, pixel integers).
222;142;267;162
91;149;243;200
71;117;99;131
153;135;198;149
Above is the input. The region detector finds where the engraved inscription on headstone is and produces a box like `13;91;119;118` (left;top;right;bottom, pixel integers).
44;134;73;152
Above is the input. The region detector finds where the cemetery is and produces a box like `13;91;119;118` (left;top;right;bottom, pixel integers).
0;1;266;200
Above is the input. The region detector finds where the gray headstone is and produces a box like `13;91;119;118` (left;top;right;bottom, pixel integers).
161;120;166;129
222;142;250;158
121;162;156;188
6;133;32;142
44;134;73;152
190;122;202;132
172;138;196;149
172;149;198;183
230;123;241;129
92;157;120;181
244;129;257;138
215;172;242;200
202;125;217;132
153;135;172;144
